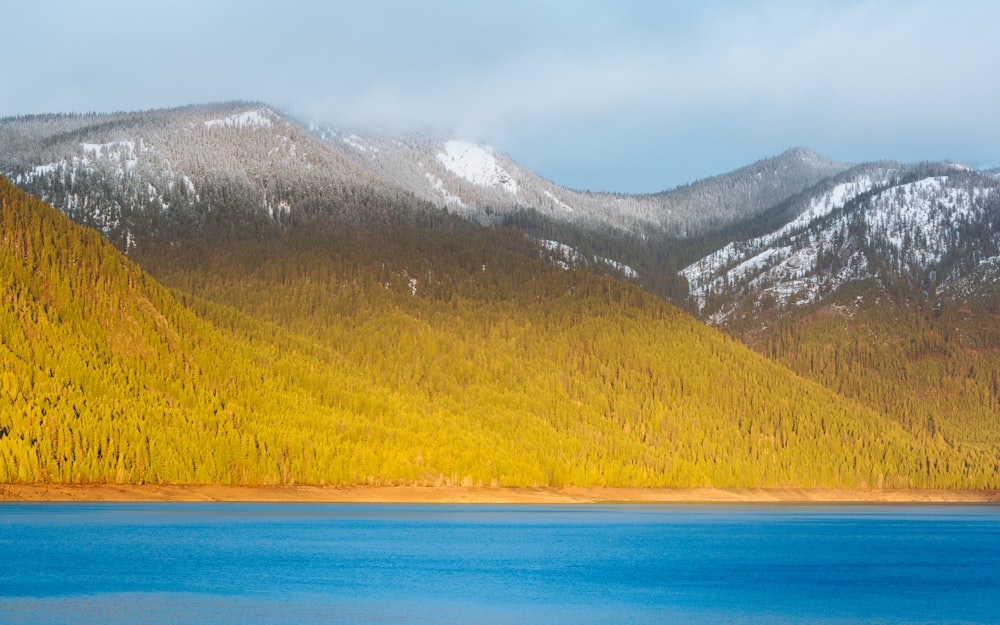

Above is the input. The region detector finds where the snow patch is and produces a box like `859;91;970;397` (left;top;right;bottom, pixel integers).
425;173;467;208
543;190;574;212
436;140;518;195
538;239;637;279
80;140;139;176
180;174;197;197
19;161;63;184
341;134;376;153
267;199;291;219
538;239;582;270
864;176;991;265
81;140;135;160
204;109;274;130
599;257;638;279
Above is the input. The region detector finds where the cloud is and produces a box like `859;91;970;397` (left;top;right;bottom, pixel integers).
3;0;998;190
295;2;999;145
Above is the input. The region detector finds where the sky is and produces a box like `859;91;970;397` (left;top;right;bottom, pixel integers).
3;0;999;193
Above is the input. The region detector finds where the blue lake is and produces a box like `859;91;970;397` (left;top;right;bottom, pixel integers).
1;503;998;624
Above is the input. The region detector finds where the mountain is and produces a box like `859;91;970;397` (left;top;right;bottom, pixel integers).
682;161;1000;324
0;102;851;308
3;102;999;490
0;103;846;248
318;128;848;236
0;105;421;250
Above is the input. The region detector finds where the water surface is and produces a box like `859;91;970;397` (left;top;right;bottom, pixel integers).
1;503;998;624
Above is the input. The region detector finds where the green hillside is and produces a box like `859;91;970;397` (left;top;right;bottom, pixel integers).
2;175;995;488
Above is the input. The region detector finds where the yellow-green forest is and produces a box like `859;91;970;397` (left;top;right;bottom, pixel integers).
1;176;996;488
753;282;1000;480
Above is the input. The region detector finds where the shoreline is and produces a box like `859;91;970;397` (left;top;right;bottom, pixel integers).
2;484;999;503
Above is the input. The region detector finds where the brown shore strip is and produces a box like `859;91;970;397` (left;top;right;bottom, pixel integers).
1;484;999;503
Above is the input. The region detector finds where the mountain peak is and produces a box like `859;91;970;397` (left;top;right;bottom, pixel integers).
781;146;843;167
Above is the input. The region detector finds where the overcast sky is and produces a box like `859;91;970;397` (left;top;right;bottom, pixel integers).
4;0;998;192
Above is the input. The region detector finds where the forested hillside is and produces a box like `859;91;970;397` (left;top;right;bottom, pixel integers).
757;289;1000;458
4;174;993;488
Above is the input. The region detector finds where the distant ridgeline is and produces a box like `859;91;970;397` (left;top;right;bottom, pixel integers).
2;174;997;489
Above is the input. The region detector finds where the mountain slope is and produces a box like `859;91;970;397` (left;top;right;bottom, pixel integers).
682;162;1000;323
0;105;430;250
0;173;302;483
4;173;991;488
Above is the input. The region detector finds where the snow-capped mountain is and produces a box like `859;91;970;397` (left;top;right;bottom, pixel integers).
682;162;1000;324
0;103;847;255
0;105;398;250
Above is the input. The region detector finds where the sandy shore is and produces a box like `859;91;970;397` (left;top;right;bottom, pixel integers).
2;483;998;503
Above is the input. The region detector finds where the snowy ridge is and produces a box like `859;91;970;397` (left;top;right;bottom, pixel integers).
786;176;880;232
682;164;1000;323
0;104;340;254
682;170;890;310
2;104;852;259
307;128;846;236
436;140;518;195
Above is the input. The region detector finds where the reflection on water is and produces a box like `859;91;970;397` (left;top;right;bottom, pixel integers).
1;504;999;625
